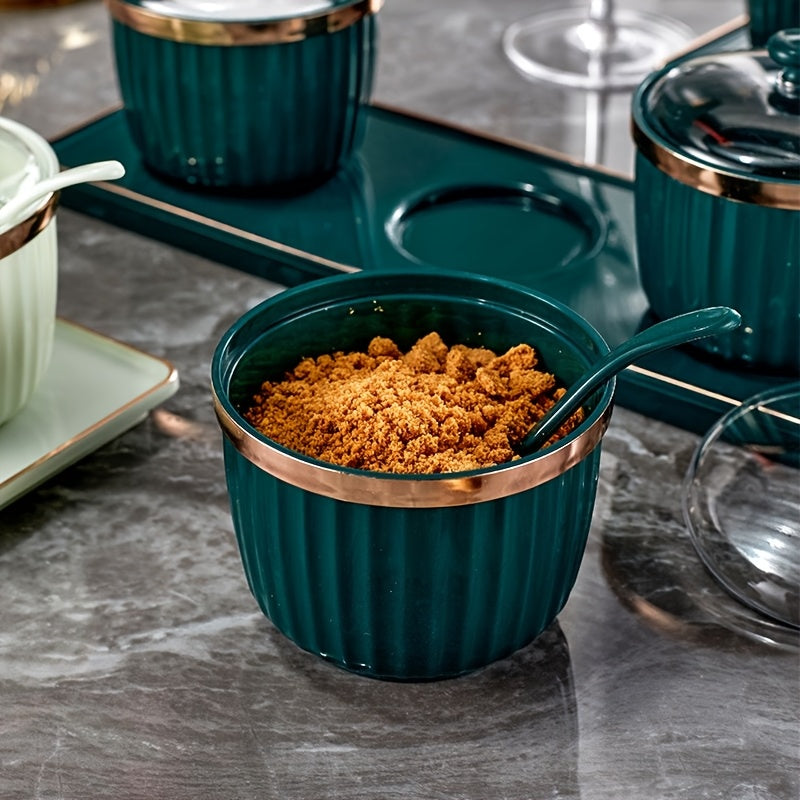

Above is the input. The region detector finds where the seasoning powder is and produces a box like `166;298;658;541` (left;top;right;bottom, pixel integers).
243;332;584;474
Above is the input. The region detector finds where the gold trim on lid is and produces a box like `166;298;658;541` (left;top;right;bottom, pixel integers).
212;390;612;508
0;193;59;261
105;0;383;46
632;120;800;211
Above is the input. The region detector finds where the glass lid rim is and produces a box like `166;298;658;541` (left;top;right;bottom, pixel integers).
633;51;800;191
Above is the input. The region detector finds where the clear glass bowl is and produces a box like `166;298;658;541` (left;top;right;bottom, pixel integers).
683;383;800;632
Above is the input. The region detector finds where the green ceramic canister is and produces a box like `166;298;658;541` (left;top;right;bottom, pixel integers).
211;270;614;681
106;0;380;189
748;0;800;46
632;30;800;373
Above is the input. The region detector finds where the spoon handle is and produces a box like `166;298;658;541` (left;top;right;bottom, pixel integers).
518;306;742;455
0;160;125;230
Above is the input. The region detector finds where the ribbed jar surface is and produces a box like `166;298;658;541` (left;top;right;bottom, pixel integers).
0;224;57;425
634;153;800;372
747;0;799;46
224;438;602;681
111;16;376;188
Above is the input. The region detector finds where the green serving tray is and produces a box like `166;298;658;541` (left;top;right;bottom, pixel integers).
50;99;795;437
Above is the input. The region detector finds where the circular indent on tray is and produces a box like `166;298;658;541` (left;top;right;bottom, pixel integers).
386;183;605;279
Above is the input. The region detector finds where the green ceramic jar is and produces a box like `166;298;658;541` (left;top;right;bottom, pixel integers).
211;270;615;681
632;30;800;373
106;0;380;189
748;0;800;46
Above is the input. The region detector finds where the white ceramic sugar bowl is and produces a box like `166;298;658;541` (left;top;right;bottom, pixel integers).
0;117;60;426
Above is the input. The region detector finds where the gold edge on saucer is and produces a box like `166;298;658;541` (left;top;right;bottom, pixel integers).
0;317;179;495
55;316;179;384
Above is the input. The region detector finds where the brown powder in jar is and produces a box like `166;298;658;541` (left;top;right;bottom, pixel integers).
243;332;585;474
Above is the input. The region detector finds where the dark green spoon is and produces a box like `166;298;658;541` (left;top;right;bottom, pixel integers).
517;306;743;455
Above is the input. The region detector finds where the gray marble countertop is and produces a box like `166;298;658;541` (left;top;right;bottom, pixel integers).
1;2;798;799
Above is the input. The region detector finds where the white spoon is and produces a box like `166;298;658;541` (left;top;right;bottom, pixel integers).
0;159;125;231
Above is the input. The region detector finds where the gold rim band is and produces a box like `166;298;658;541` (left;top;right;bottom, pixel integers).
633;121;800;211
105;0;383;45
0;193;59;261
213;391;612;508
0;0;82;6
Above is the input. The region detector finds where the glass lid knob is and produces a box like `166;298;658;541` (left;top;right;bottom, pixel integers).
769;29;800;104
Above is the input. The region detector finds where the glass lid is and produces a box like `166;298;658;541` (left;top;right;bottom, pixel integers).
639;29;800;181
130;0;366;22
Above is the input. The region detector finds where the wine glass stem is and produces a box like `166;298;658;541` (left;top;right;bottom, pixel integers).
588;0;614;26
587;0;618;49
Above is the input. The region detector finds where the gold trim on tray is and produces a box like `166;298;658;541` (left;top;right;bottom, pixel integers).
0;192;59;261
0;317;179;506
212;391;613;509
662;14;749;63
105;0;383;46
632;121;800;211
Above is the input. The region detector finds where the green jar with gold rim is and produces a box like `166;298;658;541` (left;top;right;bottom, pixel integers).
106;0;380;190
632;30;800;373
748;0;800;46
211;270;615;681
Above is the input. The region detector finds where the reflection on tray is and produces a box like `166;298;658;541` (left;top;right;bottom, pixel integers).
51;103;632;283
51;102;793;437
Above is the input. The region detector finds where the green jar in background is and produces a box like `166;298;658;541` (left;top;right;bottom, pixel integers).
632;30;800;373
106;0;381;190
748;0;799;46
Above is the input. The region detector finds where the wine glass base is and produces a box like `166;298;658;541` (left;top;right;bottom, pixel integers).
503;7;694;91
